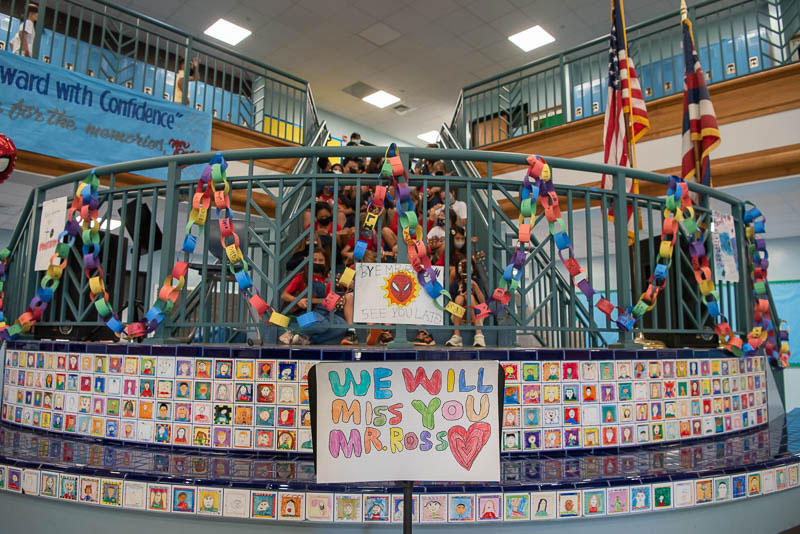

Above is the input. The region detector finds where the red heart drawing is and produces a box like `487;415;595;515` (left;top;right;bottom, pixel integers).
447;422;492;471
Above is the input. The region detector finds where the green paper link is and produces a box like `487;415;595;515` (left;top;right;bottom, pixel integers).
0;248;10;261
682;218;698;235
665;195;680;211
548;217;566;236
509;279;519;292
228;257;249;276
55;242;70;259
398;210;418;231
632;300;649;318
432;289;452;311
211;164;225;183
0;281;3;293
185;220;195;235
94;297;113;317
81;228;92;246
754;281;766;295
8;324;21;336
520;198;532;218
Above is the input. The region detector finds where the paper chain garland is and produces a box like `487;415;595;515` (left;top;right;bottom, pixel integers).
0;153;292;341
0;151;790;365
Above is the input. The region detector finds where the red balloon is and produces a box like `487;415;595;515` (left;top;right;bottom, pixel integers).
0;134;17;183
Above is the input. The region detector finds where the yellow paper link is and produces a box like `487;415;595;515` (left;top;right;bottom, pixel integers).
540;164;551;181
363;212;379;230
444;300;466;318
658;241;674;258
339;267;356;287
89;276;105;295
402;225;423;245
268;310;290;328
225;244;243;264
163;274;186;293
194;207;208;226
46;264;64;280
698;279;715;296
781;341;790;352
746;226;755;239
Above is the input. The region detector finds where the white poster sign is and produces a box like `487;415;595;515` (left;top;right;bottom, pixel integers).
313;361;501;484
34;196;68;271
711;211;739;282
353;263;443;325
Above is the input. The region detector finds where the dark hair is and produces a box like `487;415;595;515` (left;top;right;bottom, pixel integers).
350;132;361;139
315;201;332;216
317;157;331;172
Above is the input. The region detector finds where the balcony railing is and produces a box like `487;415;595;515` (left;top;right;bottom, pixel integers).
0;146;771;350
0;0;319;144
453;0;800;149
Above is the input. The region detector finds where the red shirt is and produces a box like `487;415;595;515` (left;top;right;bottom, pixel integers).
285;273;331;297
347;233;378;252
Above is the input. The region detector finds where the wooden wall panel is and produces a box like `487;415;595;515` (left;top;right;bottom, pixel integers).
474;63;800;179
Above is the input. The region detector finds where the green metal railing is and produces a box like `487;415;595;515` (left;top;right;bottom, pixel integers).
0;146;768;348
454;0;800;148
0;0;319;143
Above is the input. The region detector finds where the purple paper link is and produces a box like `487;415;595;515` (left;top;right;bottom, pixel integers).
0;330;8;340
689;241;705;258
577;279;595;299
65;220;81;237
398;183;410;203
766;334;777;347
512;249;526;269
781;330;789;341
83;253;98;270
201;166;212;181
30;296;42;309
523;174;531;190
0;263;4;277
147;318;160;333
761;258;769;270
88;196;99;211
756;239;766;251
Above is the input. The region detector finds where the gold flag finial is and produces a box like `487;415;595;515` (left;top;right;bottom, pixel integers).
681;0;688;21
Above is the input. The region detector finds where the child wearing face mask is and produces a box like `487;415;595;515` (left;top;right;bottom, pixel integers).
443;227;488;348
280;249;353;345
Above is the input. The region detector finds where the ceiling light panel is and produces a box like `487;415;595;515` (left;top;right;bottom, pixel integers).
204;19;252;46
508;25;555;52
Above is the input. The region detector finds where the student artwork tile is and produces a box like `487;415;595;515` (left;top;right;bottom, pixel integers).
0;349;770;458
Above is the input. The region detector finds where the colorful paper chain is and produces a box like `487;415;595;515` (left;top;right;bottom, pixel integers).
0;152;790;363
0;153;291;341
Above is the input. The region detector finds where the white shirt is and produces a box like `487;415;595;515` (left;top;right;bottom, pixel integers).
10;20;34;56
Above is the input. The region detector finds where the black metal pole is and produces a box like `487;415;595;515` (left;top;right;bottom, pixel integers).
402;480;413;534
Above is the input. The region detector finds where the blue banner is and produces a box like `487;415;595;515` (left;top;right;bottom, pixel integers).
0;51;211;178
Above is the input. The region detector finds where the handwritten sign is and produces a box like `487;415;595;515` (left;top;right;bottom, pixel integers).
34;196;67;270
311;361;502;483
712;211;739;282
0;51;210;177
353;263;443;325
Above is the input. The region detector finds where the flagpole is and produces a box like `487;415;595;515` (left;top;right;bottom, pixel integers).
682;0;704;185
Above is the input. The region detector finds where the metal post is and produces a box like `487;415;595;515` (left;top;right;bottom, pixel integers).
402;481;413;534
731;201;752;333
30;0;46;60
611;170;641;348
154;161;181;341
387;150;414;349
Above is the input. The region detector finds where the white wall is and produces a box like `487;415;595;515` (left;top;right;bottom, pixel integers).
317;108;419;147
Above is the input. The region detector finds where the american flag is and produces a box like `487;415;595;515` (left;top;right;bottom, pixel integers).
681;15;720;207
602;0;650;227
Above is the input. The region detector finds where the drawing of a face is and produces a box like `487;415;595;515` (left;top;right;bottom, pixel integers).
385;271;416;305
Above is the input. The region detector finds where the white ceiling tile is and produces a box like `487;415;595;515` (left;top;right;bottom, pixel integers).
465;0;517;22
358;22;403;46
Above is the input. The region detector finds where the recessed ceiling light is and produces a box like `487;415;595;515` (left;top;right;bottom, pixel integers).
362;90;401;108
508;25;555;52
417;130;440;144
204;18;252;46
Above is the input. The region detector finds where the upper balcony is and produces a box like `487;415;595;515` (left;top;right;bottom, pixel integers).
448;0;800;151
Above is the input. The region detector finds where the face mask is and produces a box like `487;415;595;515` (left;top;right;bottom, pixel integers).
317;216;332;226
313;264;326;275
332;169;342;174
454;240;465;249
